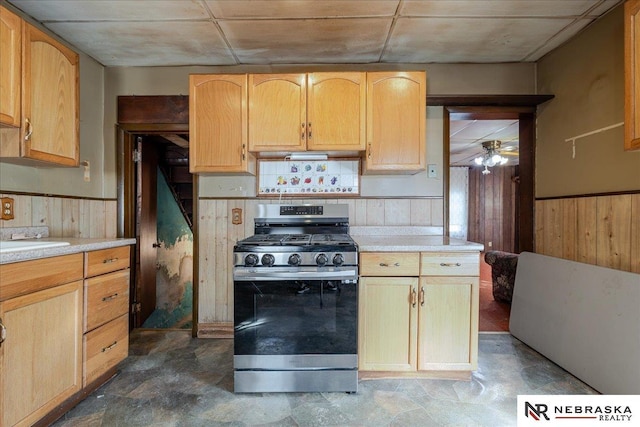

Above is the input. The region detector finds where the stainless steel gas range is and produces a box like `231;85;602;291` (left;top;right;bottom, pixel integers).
233;204;358;393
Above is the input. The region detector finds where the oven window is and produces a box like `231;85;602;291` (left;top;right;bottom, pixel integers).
234;280;357;355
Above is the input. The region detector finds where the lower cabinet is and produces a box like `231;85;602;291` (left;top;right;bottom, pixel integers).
0;245;131;427
358;251;479;375
359;276;419;371
0;278;83;427
418;276;478;371
83;247;130;387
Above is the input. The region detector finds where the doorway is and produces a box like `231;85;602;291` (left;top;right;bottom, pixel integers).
119;130;194;331
440;100;545;333
115;94;195;334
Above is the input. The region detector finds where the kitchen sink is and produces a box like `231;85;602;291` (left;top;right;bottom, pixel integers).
0;240;70;253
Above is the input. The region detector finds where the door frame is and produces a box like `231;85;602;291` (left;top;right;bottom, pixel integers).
433;95;553;253
115;96;196;336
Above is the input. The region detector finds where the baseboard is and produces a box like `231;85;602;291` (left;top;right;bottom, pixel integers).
197;322;233;338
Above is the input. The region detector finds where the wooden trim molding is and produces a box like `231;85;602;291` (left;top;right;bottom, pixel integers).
197;322;234;339
117;96;188;124
537;189;640;200
428;94;554;106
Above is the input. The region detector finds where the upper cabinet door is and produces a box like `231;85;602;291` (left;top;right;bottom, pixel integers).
625;0;640;151
0;6;21;127
365;71;426;174
248;73;306;152
306;72;366;152
22;23;79;166
189;74;255;174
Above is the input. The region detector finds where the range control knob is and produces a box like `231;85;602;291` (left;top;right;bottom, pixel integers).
261;254;275;267
316;253;329;266
288;254;302;266
332;253;344;266
244;254;259;266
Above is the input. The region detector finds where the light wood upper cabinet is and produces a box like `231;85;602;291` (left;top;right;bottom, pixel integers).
0;6;21;128
22;22;79;165
625;0;640;151
248;73;307;152
306;72;366;151
248;72;366;152
189;74;256;174
364;71;426;174
0;17;79;166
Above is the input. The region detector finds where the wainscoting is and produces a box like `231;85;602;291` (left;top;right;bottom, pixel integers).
535;193;640;273
197;197;444;334
0;193;117;238
467;166;518;253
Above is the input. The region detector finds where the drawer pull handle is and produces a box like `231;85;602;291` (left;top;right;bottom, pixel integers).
103;258;118;264
420;287;425;306
439;262;461;267
379;262;400;267
411;288;417;308
102;341;118;352
102;293;119;302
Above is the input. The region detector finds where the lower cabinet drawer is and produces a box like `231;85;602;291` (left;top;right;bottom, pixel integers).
84;269;130;332
83;313;129;386
420;252;480;276
360;252;420;276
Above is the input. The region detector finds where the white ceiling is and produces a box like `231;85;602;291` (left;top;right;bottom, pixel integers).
5;0;623;166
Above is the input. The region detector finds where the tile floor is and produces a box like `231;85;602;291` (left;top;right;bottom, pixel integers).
52;330;597;427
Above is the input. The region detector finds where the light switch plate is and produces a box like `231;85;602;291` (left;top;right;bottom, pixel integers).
428;164;437;178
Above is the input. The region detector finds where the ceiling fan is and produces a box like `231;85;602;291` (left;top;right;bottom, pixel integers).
474;140;517;175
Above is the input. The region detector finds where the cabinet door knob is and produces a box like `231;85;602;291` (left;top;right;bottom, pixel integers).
0;318;6;344
411;288;417;307
420;287;425;306
24;118;33;141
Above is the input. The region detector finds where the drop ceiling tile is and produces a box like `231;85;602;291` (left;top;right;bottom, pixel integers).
205;0;399;18
220;18;391;64
8;0;210;21
384;17;577;62
46;21;234;67
523;18;593;60
400;0;608;17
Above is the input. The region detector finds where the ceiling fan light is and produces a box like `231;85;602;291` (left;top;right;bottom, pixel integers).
474;157;483;165
500;157;509;165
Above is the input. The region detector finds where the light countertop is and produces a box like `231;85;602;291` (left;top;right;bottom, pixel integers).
350;227;484;252
0;237;136;264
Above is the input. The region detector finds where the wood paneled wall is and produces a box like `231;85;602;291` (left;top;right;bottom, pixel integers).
197;197;444;329
467;166;518;253
0;193;117;238
535;194;640;273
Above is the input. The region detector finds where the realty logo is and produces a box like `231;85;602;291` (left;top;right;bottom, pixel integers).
525;402;550;421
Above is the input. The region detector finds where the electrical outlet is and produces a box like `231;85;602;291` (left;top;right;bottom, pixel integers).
232;208;242;225
1;197;15;220
428;164;437;178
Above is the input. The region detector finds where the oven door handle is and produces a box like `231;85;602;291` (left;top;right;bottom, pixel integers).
233;268;358;281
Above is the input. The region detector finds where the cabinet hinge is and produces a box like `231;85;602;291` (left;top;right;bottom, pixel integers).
132;149;141;163
131;302;141;313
